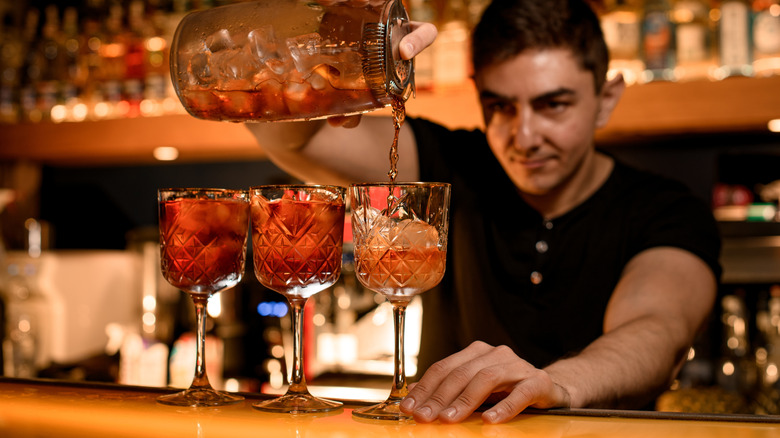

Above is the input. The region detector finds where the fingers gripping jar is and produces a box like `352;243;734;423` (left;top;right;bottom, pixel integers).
170;0;415;122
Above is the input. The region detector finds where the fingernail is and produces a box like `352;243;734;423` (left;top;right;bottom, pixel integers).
483;410;498;423
416;406;432;420
402;42;413;57
400;397;415;411
442;407;457;420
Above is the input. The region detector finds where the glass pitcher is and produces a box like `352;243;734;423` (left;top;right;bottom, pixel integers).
170;0;415;123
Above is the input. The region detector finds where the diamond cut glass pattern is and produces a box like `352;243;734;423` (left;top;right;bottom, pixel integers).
250;185;345;414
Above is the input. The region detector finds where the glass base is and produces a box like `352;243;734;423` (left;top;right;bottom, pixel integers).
352;398;412;421
157;387;244;407
252;392;343;414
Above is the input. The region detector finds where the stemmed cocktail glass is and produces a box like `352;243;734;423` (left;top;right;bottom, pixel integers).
349;182;450;420
157;188;249;407
250;185;346;413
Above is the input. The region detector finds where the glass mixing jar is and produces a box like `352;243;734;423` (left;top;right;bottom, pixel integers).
170;0;415;122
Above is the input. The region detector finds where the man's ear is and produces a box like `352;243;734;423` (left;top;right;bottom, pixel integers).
595;73;626;129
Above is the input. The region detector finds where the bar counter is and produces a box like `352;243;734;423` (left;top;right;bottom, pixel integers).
1;378;777;438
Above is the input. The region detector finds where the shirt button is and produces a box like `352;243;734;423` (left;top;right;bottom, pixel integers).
535;240;548;253
530;271;543;285
544;220;553;230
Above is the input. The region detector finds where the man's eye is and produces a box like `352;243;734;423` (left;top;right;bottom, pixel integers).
535;100;570;113
485;101;516;115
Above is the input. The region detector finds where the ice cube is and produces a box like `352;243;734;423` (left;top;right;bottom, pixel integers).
205;29;236;53
213;48;261;84
283;80;311;103
287;33;324;77
392;219;440;250
187;52;214;87
247;26;279;62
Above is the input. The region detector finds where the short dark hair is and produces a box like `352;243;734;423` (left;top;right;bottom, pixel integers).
471;0;609;93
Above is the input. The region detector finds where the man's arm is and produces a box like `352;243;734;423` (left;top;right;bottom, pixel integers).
399;246;716;423
244;22;437;185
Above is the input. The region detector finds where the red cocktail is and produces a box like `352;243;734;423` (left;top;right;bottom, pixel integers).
158;188;249;407
250;185;345;413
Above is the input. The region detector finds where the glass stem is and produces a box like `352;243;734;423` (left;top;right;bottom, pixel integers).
390;301;409;401
191;295;212;390
288;298;308;394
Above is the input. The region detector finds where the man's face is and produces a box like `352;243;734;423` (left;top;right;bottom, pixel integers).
475;48;604;196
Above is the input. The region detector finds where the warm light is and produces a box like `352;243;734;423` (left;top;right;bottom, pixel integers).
270;345;284;358
143;295;157;311
72;103;88;121
140;99;160;116
224;378;240;392
153;146;179;161
312;313;326;326
769;119;780;133
767;363;779;384
687;347;696;361
145;36;166;52
50;104;67;123
207;294;222;318
94;102;110;118
727;336;740;349
771;4;780;16
142;312;156;326
722;361;735;376
337;293;351;309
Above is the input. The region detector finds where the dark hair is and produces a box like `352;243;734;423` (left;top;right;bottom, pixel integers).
471;0;609;93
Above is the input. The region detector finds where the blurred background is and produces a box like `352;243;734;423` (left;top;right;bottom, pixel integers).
1;0;780;415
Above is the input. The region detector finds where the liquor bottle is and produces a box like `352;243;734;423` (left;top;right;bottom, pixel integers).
641;0;677;82
752;0;780;77
124;0;148;118
716;0;754;78
100;1;129;118
60;7;86;121
672;0;715;81
19;9;42;122
0;12;23;123
36;5;68;121
408;0;436;90
601;0;644;85
432;0;471;88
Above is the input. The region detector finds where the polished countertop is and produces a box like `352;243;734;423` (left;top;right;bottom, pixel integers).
0;378;778;438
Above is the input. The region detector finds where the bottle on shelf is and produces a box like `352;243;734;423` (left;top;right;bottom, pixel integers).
431;0;471;88
0;12;23;123
641;0;677;82
751;0;780;77
671;0;715;81
715;0;754;79
601;0;645;85
408;0;436;90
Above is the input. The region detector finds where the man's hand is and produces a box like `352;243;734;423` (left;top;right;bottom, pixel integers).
399;341;571;424
326;21;437;129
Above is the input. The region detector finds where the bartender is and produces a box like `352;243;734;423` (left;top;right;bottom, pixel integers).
246;0;721;425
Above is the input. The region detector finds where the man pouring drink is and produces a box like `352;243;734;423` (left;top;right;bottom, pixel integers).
240;0;721;425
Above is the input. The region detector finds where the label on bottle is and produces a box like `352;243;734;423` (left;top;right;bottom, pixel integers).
643;11;674;70
753;11;780;56
677;22;707;63
720;2;751;67
602;14;641;59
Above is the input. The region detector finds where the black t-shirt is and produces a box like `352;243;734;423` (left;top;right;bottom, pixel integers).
408;117;722;377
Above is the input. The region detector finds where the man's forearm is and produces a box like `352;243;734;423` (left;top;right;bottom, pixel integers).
543;315;686;410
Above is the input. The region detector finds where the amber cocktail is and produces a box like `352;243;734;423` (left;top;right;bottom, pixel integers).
350;182;450;420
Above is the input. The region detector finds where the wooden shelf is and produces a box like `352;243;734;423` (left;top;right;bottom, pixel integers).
1;76;778;166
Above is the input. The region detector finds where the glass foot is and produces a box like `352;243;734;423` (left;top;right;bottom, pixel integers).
352;398;412;421
157;387;244;407
252;392;342;414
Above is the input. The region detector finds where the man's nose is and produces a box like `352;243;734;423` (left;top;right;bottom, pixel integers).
510;105;538;151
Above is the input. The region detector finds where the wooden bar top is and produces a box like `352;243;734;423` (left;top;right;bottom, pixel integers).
0;378;777;438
